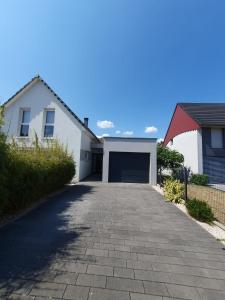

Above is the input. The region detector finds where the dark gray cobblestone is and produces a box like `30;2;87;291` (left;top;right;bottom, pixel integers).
1;182;225;299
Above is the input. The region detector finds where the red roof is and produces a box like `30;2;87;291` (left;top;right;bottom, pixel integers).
163;104;200;146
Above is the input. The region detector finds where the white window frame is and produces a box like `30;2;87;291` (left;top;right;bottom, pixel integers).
211;128;223;149
19;109;30;137
43;109;55;138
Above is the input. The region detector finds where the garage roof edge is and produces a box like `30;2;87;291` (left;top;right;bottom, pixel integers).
103;137;157;142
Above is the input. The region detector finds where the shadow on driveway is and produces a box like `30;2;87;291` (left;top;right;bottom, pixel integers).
0;184;93;297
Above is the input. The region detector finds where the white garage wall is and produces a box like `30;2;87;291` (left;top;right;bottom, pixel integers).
102;138;157;185
169;130;203;174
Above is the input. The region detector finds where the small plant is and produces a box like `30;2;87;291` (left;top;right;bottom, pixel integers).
190;174;208;186
163;179;184;203
186;198;214;223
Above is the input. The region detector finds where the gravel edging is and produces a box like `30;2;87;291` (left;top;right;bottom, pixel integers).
152;185;225;245
0;184;74;229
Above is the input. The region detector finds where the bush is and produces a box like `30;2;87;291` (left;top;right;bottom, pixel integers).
186;198;214;223
0;133;9;212
190;174;208;186
0;138;75;215
163;179;184;203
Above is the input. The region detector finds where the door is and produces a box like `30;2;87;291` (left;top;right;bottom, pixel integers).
108;152;150;183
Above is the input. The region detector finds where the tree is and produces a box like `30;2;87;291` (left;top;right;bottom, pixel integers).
157;144;184;170
157;144;184;185
0;105;4;128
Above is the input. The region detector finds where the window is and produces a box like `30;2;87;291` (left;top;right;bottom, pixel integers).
44;110;55;138
20;110;30;137
211;128;223;149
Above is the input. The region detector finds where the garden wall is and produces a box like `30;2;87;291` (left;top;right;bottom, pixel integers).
187;184;225;225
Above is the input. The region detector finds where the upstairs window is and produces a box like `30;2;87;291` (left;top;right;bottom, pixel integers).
211;128;223;149
20;110;30;137
44;110;55;138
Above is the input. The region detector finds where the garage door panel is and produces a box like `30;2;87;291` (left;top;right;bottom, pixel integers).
108;152;150;183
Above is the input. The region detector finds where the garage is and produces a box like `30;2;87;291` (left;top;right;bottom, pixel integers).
108;152;150;183
102;137;157;185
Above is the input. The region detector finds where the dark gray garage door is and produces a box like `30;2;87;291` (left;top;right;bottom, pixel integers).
108;152;150;183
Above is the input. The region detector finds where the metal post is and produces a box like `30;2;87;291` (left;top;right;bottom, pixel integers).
184;167;188;201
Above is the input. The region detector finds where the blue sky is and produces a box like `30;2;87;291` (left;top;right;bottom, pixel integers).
1;0;225;140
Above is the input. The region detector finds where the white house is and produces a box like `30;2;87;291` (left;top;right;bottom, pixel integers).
164;103;225;183
2;76;157;185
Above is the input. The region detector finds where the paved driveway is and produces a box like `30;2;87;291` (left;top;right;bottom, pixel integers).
1;182;225;300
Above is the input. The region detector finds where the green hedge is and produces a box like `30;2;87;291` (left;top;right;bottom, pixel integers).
0;137;75;215
186;198;214;223
190;174;209;186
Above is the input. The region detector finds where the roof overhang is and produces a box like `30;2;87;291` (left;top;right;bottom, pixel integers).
163;104;200;146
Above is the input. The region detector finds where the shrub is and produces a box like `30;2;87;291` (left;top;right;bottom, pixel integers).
0;139;75;215
163;179;184;203
0;133;9;212
190;174;208;186
186;198;214;223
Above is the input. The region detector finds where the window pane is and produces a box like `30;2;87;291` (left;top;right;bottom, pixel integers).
46;111;55;124
44;125;54;137
20;125;29;137
211;128;223;148
22;111;30;123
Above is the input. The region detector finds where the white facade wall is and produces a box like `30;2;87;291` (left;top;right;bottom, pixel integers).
79;131;93;180
2;80;91;181
102;138;157;185
169;130;203;174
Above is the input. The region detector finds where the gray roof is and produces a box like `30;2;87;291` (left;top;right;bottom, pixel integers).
3;75;99;142
179;103;225;126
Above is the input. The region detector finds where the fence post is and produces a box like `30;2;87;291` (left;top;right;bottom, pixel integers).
184;167;188;202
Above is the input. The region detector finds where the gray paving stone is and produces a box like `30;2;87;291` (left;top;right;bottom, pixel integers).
63;285;89;300
109;250;137;260
197;287;225;300
127;259;153;271
86;248;108;257
88;287;129;300
87;264;113;276
106;277;144;293
7;295;35;300
93;243;115;250
30;282;66;298
76;273;106;288
94;256;126;267
114;267;135;279
135;269;171;283
52;262;87;273
114;245;131;252
130;293;163;300
36;270;78;284
143;281;169;297
2;280;34;296
166;283;200;299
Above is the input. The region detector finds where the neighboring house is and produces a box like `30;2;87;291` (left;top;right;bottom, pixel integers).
164;103;225;183
2;76;157;185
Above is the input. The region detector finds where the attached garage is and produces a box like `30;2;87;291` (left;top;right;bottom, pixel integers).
108;152;150;183
102;137;157;185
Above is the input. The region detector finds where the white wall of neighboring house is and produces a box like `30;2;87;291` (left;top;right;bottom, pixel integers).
2;79;90;181
169;129;203;174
